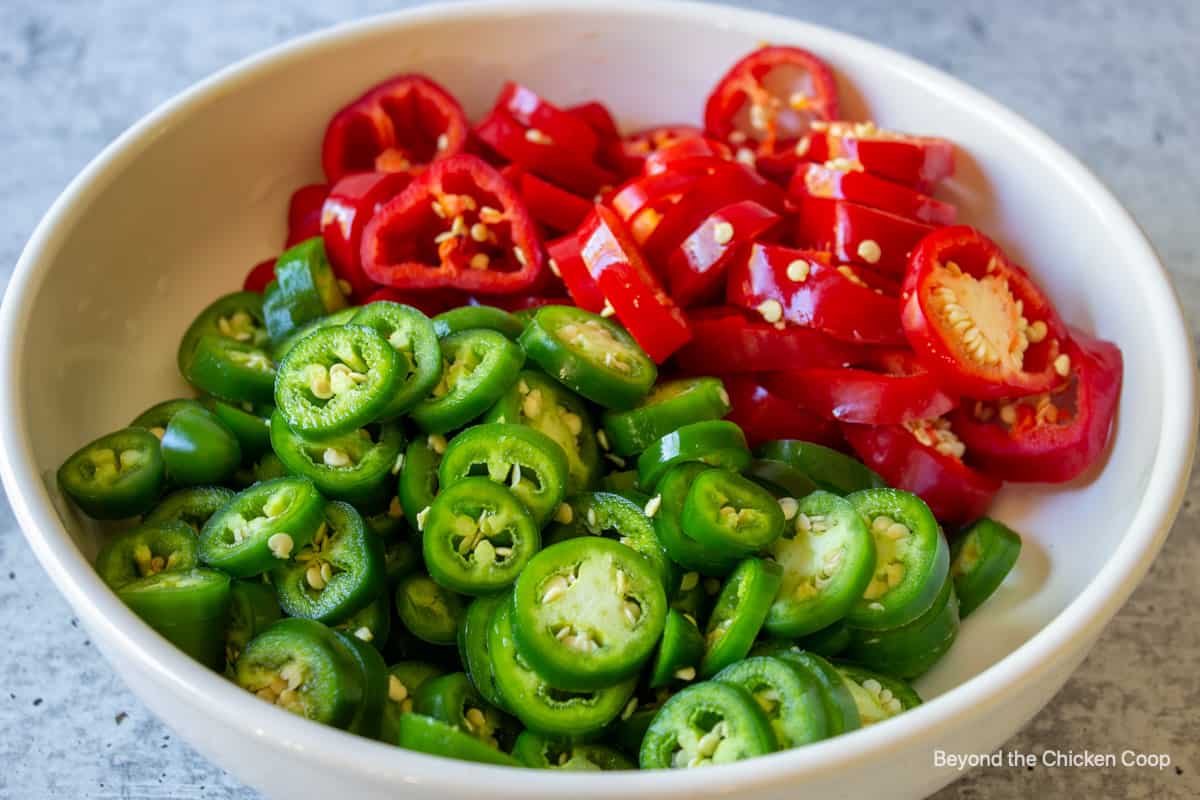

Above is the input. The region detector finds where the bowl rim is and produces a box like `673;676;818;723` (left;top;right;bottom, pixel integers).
1;0;1195;794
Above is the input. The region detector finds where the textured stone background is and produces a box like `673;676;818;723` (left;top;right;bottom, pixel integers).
1;1;1197;797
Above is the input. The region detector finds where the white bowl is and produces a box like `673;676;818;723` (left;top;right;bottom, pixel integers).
1;2;1194;798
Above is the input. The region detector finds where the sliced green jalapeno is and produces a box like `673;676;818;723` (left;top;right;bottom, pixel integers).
198;476;326;577
204;398;273;460
845;572;960;679
397;713;520;766
637;420;750;492
275;324;400;437
602;378;731;457
58;428;166;519
334;630;389;739
766;648;861;735
648;609;705;689
488;601;636;737
272;501;384;624
744;459;819;500
714;656;830;748
700;558;782;678
423;478;540;596
160;406;242;487
399;438;440;527
235;617;364;729
639;681;776;769
433;306;524;341
178;292;272;398
950;517;1022;618
351;301;442;419
567;491;676;591
458;593;510;711
118;567;231;670
95;521;198;590
381;661;444;744
410;329;525;434
790;620;853;658
765;491;875;638
224;579;282;670
514;731;635;770
611;689;672;758
130;398;206;436
845;488;950;631
654;464;741;577
269;411;403;510
755;440;887;495
485;370;600;495
395;573;465;646
513;537;668;690
519;306;656;410
680;469;785;558
263;237;348;342
271;307;359;363
413;672;516;752
438;423;568;528
834;662;922;723
333;589;392;651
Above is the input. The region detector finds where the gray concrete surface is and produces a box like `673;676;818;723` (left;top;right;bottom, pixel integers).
1;1;1197;797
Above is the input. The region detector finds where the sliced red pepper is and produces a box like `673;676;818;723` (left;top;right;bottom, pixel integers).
547;232;605;313
243;258;276;293
495;82;600;162
475;109;616;197
842;420;1000;525
665;200;781;307
720;373;844;450
577;205;691;362
360;154;544;293
320;172;411;299
643;137;732;175
567;101;621;143
796;121;954;193
321;75;469;183
611;124;704;176
361;286;467;316
789;163;956;226
794;195;936;278
901;225;1069;400
727;244;906;346
760;362;958;425
285;184;329;247
703;46;840;158
610;170;702;224
672;306;861;375
502;165;593;234
950;328;1122;483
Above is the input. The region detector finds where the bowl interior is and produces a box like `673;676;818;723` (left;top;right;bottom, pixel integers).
9;3;1174;710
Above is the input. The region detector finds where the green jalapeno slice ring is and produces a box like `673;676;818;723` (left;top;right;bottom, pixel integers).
764;648;862;735
680;468;785;558
413;672;516;752
512;536;668;691
602;378;732;457
637;420;751;493
224;579;282;671
699;558;782;678
755;440;887;495
845;572;960;679
653;464;742;577
438;423;568;529
458;593;511;711
514;731;635;770
235;617;364;729
714;656;831;748
397;713;521;766
130;398;206;436
203;398;273;460
118;567;232;671
271;307;359;363
410;329;526;434
381;661;445;744
263;237;348;342
333;590;392;651
834;662;923;723
275;324;400;437
177;291;270;376
399;437;441;527
269;411;404;511
787;620;853;658
198;476;326;578
423;478;540;596
395;573;466;646
161;406;242;487
334;630;389;739
845;488;950;631
765;491;876;638
639;681;776;769
485;370;601;495
565;491;676;591
950;517;1022;618
744;459;819;501
519;306;656;410
95;521;198;591
648;609;706;689
488;601;637;737
183;336;277;406
433;306;525;341
272;501;384;624
57;428;166;519
351;301;443;419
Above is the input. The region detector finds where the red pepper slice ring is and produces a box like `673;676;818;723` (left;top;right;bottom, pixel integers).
320;172;412;300
950;328;1122;483
727;244;906;346
547;232;605;313
321;74;469;183
796;121;954;193
719;373;844;450
665;200;781;307
901;225;1069;400
841;420;1000;525
609;170;702;224
502;165;593;235
760;364;958;426
643;137;733;175
611;124;704;176
475;109;617;197
360;154;544;293
495;82;601;162
703;46;840;156
285;184;330;248
672;306;861;375
567;101;621;143
794;195;936;278
578;205;692;363
789;163;957;226
243;258;277;293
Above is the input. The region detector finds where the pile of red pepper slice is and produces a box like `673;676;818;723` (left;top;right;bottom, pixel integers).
243;44;1123;525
